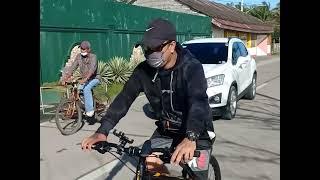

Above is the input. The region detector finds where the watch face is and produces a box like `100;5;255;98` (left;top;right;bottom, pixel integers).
187;131;199;141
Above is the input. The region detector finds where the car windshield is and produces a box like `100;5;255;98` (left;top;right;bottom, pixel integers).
183;43;228;64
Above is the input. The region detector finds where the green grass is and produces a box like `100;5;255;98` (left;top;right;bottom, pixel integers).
93;84;109;103
93;83;124;103
107;83;124;100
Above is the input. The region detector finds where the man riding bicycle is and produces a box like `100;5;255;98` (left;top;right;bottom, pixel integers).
61;40;100;117
81;18;215;179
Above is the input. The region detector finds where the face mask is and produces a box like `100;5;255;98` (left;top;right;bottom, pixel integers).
145;51;164;68
81;52;88;56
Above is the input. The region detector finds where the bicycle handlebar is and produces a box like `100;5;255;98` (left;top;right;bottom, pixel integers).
91;130;204;179
92;141;200;161
92;129;200;163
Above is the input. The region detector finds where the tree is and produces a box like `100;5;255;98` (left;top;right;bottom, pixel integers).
271;2;280;43
247;1;280;43
272;2;280;24
226;2;251;12
226;2;234;7
248;1;274;22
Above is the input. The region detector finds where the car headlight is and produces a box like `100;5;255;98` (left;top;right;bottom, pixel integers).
207;74;225;87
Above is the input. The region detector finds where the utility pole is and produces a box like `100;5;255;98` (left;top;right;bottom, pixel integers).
241;0;244;11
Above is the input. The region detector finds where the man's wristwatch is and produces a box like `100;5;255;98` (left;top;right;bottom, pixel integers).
186;131;200;141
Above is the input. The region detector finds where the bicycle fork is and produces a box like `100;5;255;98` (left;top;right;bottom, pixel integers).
135;157;146;180
181;162;198;179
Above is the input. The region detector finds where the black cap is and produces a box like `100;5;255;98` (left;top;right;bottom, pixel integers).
136;18;176;49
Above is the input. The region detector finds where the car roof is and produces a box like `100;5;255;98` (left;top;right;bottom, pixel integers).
182;37;241;44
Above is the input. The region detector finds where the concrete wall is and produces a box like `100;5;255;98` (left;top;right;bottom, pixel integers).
247;34;270;56
212;25;224;38
256;34;268;56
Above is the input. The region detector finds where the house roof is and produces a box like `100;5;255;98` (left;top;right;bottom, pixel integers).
128;0;273;33
176;0;273;33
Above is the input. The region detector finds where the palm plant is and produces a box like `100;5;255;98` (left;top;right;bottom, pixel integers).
71;56;134;96
107;56;134;84
248;1;274;22
72;61;113;92
97;61;114;92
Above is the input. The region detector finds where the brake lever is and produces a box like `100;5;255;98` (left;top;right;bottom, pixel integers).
93;142;111;154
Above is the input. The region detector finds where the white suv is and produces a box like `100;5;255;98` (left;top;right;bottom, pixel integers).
182;37;257;119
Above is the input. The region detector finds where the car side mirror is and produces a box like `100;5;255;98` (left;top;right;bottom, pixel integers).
237;56;246;63
237;56;248;69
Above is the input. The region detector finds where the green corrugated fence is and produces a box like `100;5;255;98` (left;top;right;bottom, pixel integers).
40;0;212;84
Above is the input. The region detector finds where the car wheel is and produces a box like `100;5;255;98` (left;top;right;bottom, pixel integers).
244;73;257;100
223;85;237;120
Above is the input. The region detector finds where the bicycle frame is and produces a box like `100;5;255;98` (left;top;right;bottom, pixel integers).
65;83;79;100
59;82;82;119
135;157;198;180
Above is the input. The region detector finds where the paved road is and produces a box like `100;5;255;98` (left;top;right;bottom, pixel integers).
212;57;280;180
40;55;280;180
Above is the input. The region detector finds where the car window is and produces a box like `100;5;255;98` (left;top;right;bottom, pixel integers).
238;42;248;57
232;43;241;65
183;43;228;64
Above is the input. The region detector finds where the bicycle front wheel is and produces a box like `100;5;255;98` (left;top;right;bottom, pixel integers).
55;98;83;135
208;155;221;180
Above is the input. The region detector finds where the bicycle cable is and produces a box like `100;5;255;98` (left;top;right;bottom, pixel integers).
108;151;137;175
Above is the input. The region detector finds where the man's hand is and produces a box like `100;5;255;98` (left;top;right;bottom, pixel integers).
81;133;107;152
79;79;87;84
170;138;196;165
59;75;71;86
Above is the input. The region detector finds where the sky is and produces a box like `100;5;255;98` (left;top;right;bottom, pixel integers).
210;0;280;9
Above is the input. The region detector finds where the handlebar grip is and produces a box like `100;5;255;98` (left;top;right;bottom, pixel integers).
92;141;107;154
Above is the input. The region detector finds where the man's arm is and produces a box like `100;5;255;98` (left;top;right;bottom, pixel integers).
96;67;143;136
171;61;211;164
185;61;211;136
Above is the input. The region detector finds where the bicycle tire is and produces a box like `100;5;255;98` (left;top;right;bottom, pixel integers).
55;98;83;135
208;155;221;180
138;156;221;180
134;154;221;180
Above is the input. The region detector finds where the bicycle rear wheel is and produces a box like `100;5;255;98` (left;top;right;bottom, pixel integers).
208;155;221;180
55;98;83;135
